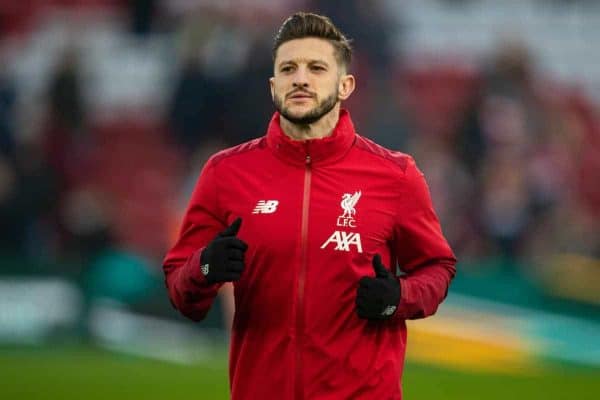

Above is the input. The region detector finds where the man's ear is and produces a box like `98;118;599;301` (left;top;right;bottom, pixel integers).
269;77;275;99
338;74;355;101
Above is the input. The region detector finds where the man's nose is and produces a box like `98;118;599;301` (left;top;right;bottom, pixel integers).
292;66;309;88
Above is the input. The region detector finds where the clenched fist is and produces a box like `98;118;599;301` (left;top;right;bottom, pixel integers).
200;218;248;284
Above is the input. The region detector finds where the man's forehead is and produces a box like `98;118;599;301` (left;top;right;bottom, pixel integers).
275;37;336;64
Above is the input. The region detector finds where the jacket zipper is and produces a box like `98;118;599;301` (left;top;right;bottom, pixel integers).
295;154;311;400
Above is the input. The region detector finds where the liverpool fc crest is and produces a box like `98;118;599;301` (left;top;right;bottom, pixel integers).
337;190;361;227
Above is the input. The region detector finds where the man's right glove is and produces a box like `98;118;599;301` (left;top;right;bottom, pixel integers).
200;217;248;284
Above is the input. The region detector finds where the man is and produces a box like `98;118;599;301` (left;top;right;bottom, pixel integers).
163;12;456;400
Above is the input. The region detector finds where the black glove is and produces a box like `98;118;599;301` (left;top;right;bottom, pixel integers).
356;254;401;320
200;218;248;284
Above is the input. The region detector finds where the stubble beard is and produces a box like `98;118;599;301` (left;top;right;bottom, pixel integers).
274;90;339;126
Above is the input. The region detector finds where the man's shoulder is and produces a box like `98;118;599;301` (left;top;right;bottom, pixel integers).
209;137;267;166
353;135;414;174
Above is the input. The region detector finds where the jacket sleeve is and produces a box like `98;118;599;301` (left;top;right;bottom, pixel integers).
392;157;457;320
163;158;225;321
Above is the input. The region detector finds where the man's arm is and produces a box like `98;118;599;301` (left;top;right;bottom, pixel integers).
393;157;457;320
163;158;225;321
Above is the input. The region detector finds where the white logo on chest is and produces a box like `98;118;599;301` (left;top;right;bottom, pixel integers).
253;200;279;214
337;191;361;227
320;231;363;253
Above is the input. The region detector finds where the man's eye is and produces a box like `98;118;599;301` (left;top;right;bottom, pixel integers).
311;65;325;71
281;66;293;72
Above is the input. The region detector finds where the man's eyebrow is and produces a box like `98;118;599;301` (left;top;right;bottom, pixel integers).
278;58;330;67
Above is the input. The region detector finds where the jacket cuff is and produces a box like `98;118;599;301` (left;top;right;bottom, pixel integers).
181;247;213;288
397;278;406;313
393;278;424;320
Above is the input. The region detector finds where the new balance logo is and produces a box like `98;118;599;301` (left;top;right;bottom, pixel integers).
252;200;279;214
381;305;397;317
200;264;209;276
320;231;363;253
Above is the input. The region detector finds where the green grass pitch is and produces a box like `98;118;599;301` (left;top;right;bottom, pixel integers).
1;345;598;399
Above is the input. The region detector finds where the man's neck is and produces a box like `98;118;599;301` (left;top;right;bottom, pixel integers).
280;104;340;141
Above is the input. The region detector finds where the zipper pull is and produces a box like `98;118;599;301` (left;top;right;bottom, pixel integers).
305;155;311;165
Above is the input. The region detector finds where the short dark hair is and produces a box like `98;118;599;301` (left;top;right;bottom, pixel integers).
273;12;352;70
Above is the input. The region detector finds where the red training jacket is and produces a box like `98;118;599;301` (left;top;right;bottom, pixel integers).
163;109;457;400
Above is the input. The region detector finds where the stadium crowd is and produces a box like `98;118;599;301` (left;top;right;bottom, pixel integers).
0;0;598;311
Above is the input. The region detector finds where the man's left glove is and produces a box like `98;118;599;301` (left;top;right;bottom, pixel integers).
356;254;401;320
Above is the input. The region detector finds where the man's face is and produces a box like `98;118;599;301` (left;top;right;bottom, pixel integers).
270;38;347;125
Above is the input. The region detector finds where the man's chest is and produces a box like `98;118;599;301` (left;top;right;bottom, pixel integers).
218;161;400;259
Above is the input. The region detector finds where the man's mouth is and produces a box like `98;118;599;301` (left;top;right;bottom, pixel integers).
288;91;314;99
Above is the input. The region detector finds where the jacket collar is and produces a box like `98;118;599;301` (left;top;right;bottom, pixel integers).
266;109;356;166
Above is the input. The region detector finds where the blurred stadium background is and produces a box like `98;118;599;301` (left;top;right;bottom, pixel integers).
1;0;599;399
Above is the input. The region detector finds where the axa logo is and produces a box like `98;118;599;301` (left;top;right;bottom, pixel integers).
320;231;363;253
253;200;279;214
337;191;361;227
